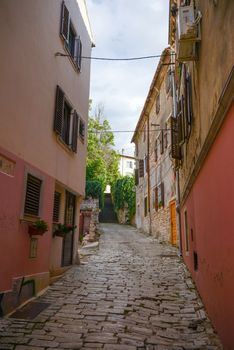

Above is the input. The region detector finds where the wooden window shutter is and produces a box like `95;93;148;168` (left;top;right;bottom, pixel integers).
139;159;144;177
186;73;193;137
160;131;164;154
156;94;160;114
54;86;65;135
24;174;42;216
154;139;158;162
75;37;82;70
145;155;149;173
170;117;181;160
164;124;168;148
61;2;70;41
72;111;79;152
79;119;85;141
155;186;158;211
53;191;61;222
135;169;139;186
160;182;165;207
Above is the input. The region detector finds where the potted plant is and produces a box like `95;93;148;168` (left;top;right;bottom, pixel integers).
53;223;76;237
28;219;48;236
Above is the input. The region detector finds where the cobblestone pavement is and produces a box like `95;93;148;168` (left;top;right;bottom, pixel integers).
0;224;222;350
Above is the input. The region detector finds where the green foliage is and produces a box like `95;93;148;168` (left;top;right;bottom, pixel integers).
112;176;136;220
85;180;104;208
86;103;120;194
31;220;48;232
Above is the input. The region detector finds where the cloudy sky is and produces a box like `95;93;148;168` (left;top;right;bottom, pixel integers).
86;0;169;155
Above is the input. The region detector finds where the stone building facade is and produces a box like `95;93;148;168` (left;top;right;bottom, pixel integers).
132;47;177;244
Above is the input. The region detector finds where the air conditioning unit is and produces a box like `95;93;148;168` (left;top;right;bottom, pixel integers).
176;4;201;62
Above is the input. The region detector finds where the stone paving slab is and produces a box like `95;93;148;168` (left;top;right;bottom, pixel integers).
0;223;223;349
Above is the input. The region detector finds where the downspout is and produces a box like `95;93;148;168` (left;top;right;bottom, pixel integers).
147;113;152;235
171;62;182;255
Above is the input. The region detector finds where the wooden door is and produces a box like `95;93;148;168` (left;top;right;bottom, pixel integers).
170;200;177;245
62;191;76;266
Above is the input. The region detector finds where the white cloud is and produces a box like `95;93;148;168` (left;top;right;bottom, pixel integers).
86;0;169;154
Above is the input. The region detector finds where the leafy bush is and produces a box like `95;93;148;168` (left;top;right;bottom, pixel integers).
112;176;136;220
85;180;104;208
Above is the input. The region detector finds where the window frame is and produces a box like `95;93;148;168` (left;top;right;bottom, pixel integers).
79;118;85;143
21;169;45;221
60;2;82;72
54;85;80;152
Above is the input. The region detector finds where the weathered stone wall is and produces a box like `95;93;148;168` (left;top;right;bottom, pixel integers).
151;207;170;243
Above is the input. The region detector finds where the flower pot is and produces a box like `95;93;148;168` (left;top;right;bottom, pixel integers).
28;226;46;236
53;231;66;238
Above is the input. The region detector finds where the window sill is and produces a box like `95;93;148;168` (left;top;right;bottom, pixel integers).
56;135;74;155
20;215;40;224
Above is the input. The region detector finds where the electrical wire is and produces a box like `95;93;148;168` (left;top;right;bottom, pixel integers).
89;128;171;133
55;52;176;61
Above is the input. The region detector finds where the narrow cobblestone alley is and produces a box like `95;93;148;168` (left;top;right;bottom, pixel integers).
0;224;222;350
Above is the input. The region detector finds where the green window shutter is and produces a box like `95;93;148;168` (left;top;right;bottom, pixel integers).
54;86;65;136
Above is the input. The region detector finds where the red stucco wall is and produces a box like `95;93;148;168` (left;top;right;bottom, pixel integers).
0;147;54;292
181;103;234;350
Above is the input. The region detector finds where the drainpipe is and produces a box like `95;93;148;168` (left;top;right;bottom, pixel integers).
147;113;152;235
171;62;182;255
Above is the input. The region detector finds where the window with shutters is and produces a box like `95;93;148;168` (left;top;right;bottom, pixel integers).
54;85;79;152
24;174;42;217
135;169;139;186
164;124;168;149
154;139;158;162
139;159;144;178
144;196;148;217
160;131;164;154
60;2;82;71
79;118;85;142
53;191;61;223
155;182;164;211
156;94;160;114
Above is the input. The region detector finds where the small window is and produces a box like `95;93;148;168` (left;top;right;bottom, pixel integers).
144;196;148;217
24;174;42;217
143;124;146;142
126;161;133;168
160;130;164;154
60;2;82;71
154;139;158;162
156;94;160;114
154;186;158;211
53;191;61;223
166;70;171;94
62;101;72;145
135;169;139;186
79;118;85;141
139;159;144;178
164;124;168;149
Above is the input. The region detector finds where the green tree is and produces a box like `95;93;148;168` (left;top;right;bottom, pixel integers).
112;176;136;221
86;104;120;191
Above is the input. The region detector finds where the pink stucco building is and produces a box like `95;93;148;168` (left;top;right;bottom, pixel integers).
169;1;234;348
0;0;94;315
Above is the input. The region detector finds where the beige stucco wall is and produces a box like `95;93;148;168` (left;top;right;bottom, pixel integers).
0;0;92;196
178;0;234;197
